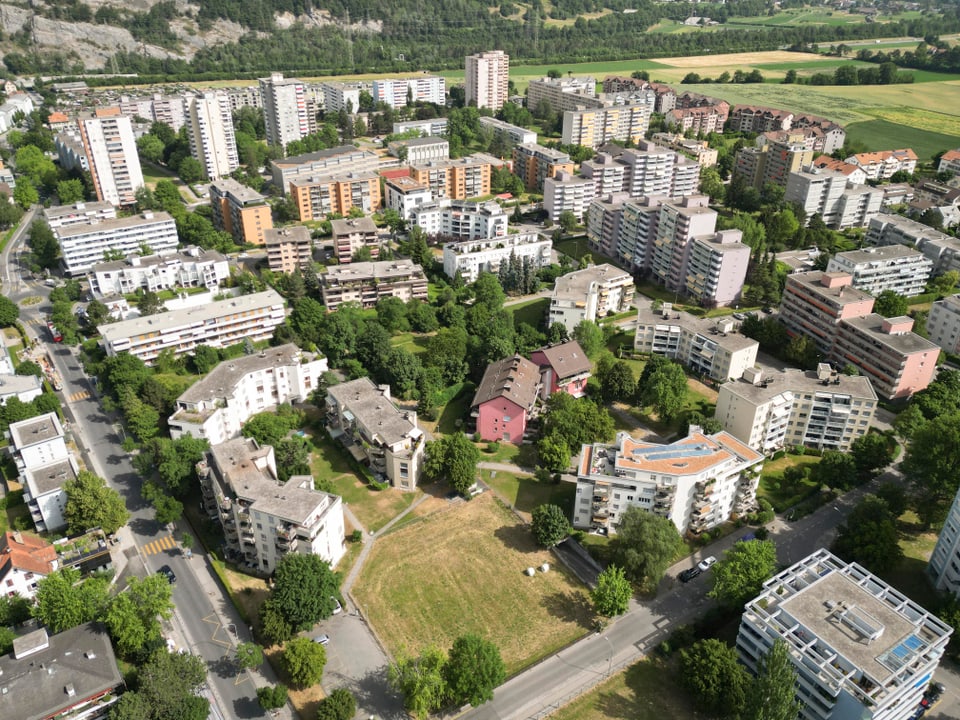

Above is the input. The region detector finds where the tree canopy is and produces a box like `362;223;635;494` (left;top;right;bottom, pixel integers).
530;504;569;547
388;646;449;719
592;565;632;617
613;506;683;588
832;495;903;574
741;640;801;720
33;568;109;634
111;649;209;720
282;636;327;688
63;470;129;535
637;356;687;422
444;634;506;708
540;393;615;459
680;639;748;718
423;432;480;495
902;411;960;527
708;540;778;609
264;553;340;634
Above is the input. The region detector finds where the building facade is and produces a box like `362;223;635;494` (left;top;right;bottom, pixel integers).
391;137;449;165
91;246;229;297
372;76;445;108
410;199;507;240
479;116;537;146
778;271;876;355
465;50;510;110
55;211;179;276
512;143;574;192
408;154;497;200
562;103;653;148
442;232;551;283
384;176;433;219
471;355;542;444
826;245;933;297
527;76;601;114
785;168;883;229
574;429;763;535
271;146;380;191
331;216;380;264
78;111;144;206
320;260;428;311
265;226;313;274
326;378;426;490
0;531;58;601
8;413;74;534
737;549;951;720
531;341;592;400
289;170;381;221
926;293;960;354
866;213;960;275
928;484;960;595
185;91;240;181
210;178;273;246
543;170;595;222
845;148;918;181
259;73;311;150
548;263;635;333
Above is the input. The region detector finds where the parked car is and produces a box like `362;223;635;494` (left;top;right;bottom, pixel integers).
697;556;717;572
158;565;176;584
331;597;342;615
313;634;330;645
679;567;701;583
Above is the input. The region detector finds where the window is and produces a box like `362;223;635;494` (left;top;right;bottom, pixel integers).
400;463;409;479
503;432;510;442
503;415;511;422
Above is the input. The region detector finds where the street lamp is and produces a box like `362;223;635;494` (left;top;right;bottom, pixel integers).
602;633;613;677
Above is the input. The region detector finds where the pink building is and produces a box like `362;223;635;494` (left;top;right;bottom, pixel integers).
531;341;592;400
471;355;542;443
778;271;875;355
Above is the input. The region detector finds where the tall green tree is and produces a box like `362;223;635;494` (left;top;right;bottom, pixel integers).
680;639;748;718
850;431;893;482
809;450;858;491
741;640;801;720
572;320;605;359
832;495;902;573
388;647;449;719
613;506;683;588
111;649;209;720
316;688;357;720
104;575;174;657
531;504;569;547
423;432;481;495
708;540;778;609
873;289;909;318
592;565;632;617
63;470;129;535
444;634;506;708
267;553;340;632
33;568;109;633
638;357;687;422
282;636;327;688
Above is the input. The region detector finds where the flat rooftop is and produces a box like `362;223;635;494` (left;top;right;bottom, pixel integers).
327;377;418;446
55;211;174;239
176;344;307;405
273;145;370;168
43;201;114;221
721;367;877;405
553;263;633;298
635;305;758;353
833;244;928;266
839;313;940;355
9;413;63;449
322;259;425;284
23;458;78;498
210;177;265;203
92;247;226;273
330;216;378;236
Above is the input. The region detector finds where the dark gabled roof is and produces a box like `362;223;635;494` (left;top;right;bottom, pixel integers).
533;341;592;380
471;355;541;411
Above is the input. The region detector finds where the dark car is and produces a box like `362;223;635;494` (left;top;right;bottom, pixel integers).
158;565;176;584
679;567;702;583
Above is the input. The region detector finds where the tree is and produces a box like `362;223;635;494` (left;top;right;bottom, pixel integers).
121;388;161;442
784;334;819;369
235;641;264;670
104;575;173;657
191;344;220;374
423;432;481;495
741;640;801;720
536;434;571;473
63;470;129;535
100;353;152;400
832;495;902;573
33;568;109;633
929;270;959;296
137;134;166;164
540;394;615;460
850;431;893;482
873;289;909;317
56;178;86;204
638;357;687;422
613;506;683;587
282;636;327;688
256;685;289;711
241;410;299;447
444;634;506;707
138;289;165;316
376;295;410;334
267;553;340;633
0;295;19;327
592;565;632;617
178;156;204;184
598;360;635;403
680;639;748;718
809;450;858;491
13;181;39;209
572;320;604;359
531;504;569;547
708;540;778;609
316;688;357;720
388;647;449;719
558;210;578;233
893;403;926;441
113;649;209;720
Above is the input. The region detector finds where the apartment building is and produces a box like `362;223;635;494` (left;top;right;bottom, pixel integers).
735;140;814;190
321;82;362;114
259;73;311;150
465;50;510;111
411;199;507;239
0;373;42;407
549;263;634;333
8;413;76;533
812;155;868;186
634;304;759;382
928;484;960;594
118;92;187;132
390;136;449;165
531;341;592;400
44;201;115;229
54;128;89;173
168;344;327;445
185;91;240;181
602;77;677;112
392;118;448;137
715;364;877;454
99;289;287;364
210;178;273;246
737;549;951;720
326;378;425;490
585;192;629;259
199;437;345;570
728;105;794;133
778;271;876;355
320;259;428;311
581;153;626;197
562;103;653;148
443;232;551;282
384;176;433;220
408;154;498;200
271;146;380;190
513;143;574;192
77;110;144;206
785;169;884;230
926;294;960;354
471;354;542;443
832;314;939;400
225;86;263;112
55;210;179;276
574;429;763;535
665;106;725;136
0;531;58;601
527;76;601;114
479;116;537;146
91;246;229;297
0;93;33;133
289;170;381;221
938;149;960;176
826;245;933;297
617;195;671;271
845;148;918;181
619;142;699;197
651;134;720;167
865;213;960;275
685;231;752;307
544;170;596;222
324;218;377;266
265;226;312;274
372;76;445;108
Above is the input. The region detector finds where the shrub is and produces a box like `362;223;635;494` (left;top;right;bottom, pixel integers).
350;529;363;543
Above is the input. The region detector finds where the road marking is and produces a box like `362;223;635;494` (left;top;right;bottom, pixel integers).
203;614;233;649
142;534;176;556
68;390;90;402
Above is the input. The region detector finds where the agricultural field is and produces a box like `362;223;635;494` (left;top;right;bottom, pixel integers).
352;492;594;675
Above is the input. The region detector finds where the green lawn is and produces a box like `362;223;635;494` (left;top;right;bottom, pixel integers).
434;382;475;435
480;469;577;517
508;297;549;329
757;454;823;512
389;332;431;355
844;118;960;161
880;510;941;610
479;440;539;468
555;236;591;261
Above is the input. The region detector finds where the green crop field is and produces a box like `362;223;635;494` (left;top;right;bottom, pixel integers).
845;119;960;160
726;10;867;27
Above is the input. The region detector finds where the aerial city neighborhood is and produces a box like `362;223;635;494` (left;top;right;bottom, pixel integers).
2;4;960;720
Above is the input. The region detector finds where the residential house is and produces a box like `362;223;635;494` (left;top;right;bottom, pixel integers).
90;246;229;297
0;531;58;600
8;413;74;534
471;355;542;443
845;148;918;181
531;341;592;400
265;226;313;274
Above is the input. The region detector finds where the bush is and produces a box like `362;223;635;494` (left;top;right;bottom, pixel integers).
486;441;500;454
349;529;363;543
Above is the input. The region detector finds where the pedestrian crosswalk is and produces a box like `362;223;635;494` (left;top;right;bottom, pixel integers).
68;390;89;402
142;535;176;556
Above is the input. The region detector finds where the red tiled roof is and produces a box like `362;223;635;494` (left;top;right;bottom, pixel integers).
379;168;412;180
0;531;57;577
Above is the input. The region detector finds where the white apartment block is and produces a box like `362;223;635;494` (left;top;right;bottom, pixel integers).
574;429;763;535
549;263;635;333
259;73;311;150
326;378;426;491
479;116;537;146
199;438;345;571
54;128;89;173
99;289;287;364
44;201;116;230
225;86;263;112
391;137;449;165
0;374;42;407
372;76;445;108
928;484;960;595
168;344;327;445
392;118;448;137
785;169;884;230
737;549;951;720
544;171;596;222
55;210;179;276
0;93;33;133
634;304;759;382
685;231;752;307
845;148;918;181
443;232;551;283
321;82;362;114
826;245;933;298
562;103;653;148
8;413;74;534
411;199;507;240
186;91;240;181
527;76;601;114
91;246;229;297
715;364;877;455
866;213;960;276
581;153;626;197
924;293;960;354
78;113;144;206
320;260;429;311
384;176;433;220
465;50;510;110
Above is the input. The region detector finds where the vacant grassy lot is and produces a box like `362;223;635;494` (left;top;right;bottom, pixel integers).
555;236;591;261
550;657;708;720
757;453;823;511
353;493;594;674
389;332;431;355
508;297;549;329
481;469;577;518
